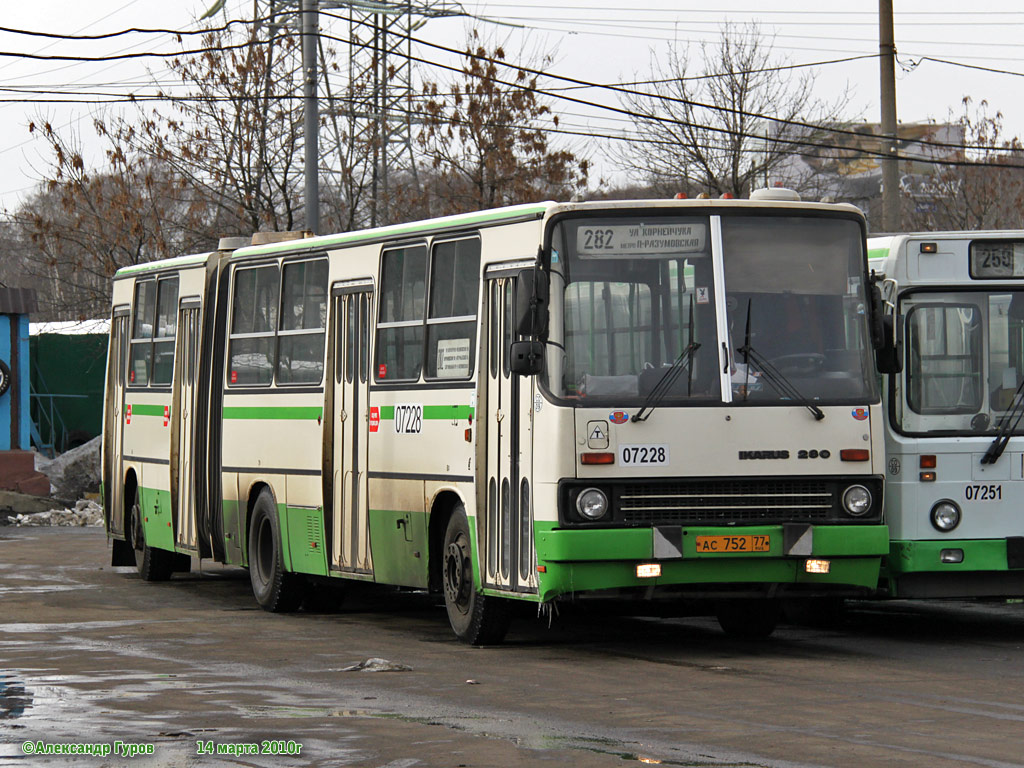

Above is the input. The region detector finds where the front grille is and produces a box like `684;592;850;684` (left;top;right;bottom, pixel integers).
618;479;835;525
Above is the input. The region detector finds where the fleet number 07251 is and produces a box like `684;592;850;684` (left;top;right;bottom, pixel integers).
965;484;1002;501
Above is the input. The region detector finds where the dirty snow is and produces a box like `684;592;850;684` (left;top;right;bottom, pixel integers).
12;499;103;527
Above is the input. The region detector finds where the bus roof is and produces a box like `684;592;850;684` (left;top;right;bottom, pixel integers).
229;197;866;260
113;251;214;279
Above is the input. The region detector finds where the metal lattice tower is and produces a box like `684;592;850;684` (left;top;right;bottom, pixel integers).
330;0;467;226
252;0;467;228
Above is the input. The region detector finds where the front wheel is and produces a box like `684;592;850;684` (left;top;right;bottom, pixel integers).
716;598;780;639
248;489;305;612
442;505;511;645
129;486;174;582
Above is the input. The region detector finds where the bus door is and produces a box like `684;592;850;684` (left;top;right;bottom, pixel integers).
172;302;201;550
105;311;130;535
330;285;373;574
482;277;537;594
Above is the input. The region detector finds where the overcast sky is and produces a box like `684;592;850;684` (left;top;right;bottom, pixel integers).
1;0;1021;214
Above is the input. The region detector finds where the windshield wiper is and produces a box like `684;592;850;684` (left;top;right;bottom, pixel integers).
631;342;701;423
736;343;825;421
736;298;824;421
981;375;1024;464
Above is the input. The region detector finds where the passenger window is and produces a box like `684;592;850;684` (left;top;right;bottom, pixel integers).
277;259;328;384
129;279;156;385
129;276;178;386
229;265;280;386
376;245;426;381
426;238;480;379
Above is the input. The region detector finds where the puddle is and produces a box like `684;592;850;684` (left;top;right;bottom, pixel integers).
0;676;32;719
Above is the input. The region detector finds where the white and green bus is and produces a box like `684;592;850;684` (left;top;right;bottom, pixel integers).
870;232;1024;598
103;193;891;643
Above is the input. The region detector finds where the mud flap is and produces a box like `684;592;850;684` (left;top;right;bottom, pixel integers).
110;537;135;567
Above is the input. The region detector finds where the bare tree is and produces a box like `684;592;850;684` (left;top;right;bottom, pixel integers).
415;30;589;216
7;120;202;320
901;97;1024;231
614;23;849;198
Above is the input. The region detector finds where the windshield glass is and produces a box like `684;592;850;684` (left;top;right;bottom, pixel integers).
723;216;876;405
545;215;721;403
899;290;1024;435
543;212;877;407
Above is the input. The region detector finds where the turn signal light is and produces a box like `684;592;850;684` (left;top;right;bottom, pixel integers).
920;242;938;253
840;449;870;461
920;471;936;482
920;455;937;469
581;452;615;465
805;559;831;574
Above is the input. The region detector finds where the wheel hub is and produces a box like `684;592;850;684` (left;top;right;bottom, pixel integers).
444;538;471;611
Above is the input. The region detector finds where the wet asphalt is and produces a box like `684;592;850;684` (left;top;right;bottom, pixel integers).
1;527;1024;767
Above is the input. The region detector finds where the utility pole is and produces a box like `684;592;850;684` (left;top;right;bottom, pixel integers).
302;0;319;234
879;0;899;231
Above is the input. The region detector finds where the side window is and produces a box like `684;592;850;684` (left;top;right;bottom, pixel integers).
129;276;178;386
426;238;480;379
129;279;156;385
229;265;280;386
375;245;427;381
277;259;328;384
151;278;179;385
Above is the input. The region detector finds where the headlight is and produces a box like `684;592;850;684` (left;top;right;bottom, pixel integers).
842;484;872;516
575;488;609;521
931;500;961;532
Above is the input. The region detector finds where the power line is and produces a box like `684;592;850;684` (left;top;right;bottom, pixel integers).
326;15;1017;157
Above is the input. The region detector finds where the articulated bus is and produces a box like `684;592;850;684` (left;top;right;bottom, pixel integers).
103;192;891;643
870;232;1024;598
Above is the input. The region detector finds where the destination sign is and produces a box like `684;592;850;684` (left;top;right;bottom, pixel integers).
970;241;1024;279
575;223;707;257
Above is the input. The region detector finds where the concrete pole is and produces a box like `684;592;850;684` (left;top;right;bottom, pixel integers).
879;0;899;231
302;0;319;234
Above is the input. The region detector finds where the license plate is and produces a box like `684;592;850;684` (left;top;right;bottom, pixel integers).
695;535;771;553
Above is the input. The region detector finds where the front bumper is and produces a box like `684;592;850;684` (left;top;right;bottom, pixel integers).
532;523;888;601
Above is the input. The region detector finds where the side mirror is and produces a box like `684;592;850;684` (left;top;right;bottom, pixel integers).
869;280;886;349
515;268;549;338
510;340;545;376
875;315;903;374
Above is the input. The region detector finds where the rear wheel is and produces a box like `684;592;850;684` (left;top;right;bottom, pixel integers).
716;598;780;639
129;485;175;582
442;505;511;645
248;489;304;612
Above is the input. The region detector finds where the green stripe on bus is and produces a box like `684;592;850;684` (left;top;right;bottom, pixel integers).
128;404;166;417
223;406;323;420
378;405;475;420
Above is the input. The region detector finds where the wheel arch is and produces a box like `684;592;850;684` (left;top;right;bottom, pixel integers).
428;488;467;593
243;480;277;566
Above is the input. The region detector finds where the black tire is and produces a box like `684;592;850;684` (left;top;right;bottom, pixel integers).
129;485;174;582
0;359;10;398
442;505;511;645
716;598;781;639
248;489;304;613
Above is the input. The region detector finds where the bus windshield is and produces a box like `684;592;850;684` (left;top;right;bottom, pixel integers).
545;212;877;406
899;289;1024;435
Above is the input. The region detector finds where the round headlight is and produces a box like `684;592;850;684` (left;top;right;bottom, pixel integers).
931;500;961;532
576;488;609;521
842;484;872;516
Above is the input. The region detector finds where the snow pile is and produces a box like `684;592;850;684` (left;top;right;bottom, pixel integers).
35;437;101;502
13;499;103;527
